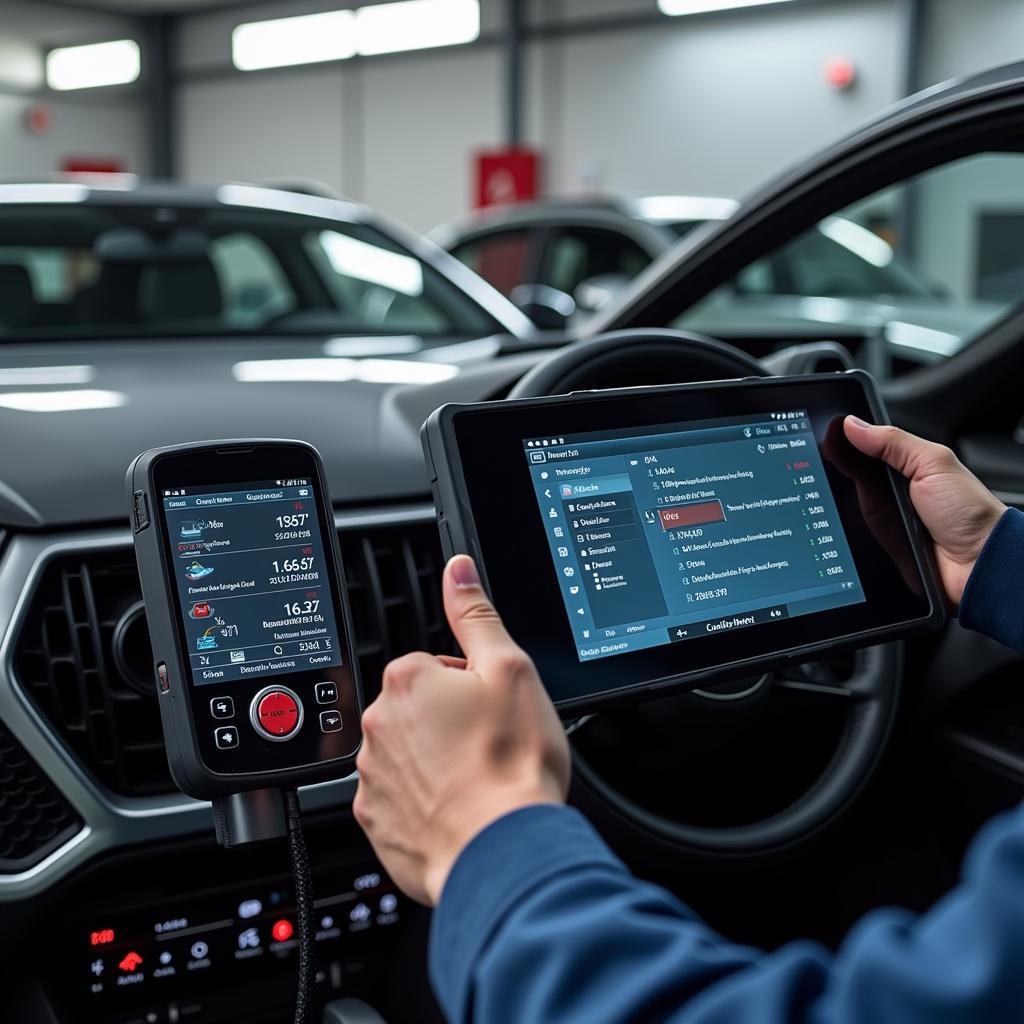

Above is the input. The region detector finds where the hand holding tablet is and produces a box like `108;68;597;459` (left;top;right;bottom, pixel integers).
422;372;945;713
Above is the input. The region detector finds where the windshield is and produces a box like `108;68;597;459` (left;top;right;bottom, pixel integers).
0;203;501;341
675;153;1024;370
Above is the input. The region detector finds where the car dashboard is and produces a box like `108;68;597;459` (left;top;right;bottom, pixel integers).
0;504;450;1023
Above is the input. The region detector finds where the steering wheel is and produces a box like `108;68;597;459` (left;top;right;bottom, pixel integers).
510;330;902;857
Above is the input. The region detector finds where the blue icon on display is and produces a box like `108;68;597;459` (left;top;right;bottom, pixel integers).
185;561;215;581
179;520;207;539
196;634;218;651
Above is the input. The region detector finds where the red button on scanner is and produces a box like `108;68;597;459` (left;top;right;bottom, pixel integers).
255;689;301;738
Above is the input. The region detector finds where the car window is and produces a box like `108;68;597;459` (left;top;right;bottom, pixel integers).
676;152;1024;368
208;232;296;327
0;204;502;340
540;226;650;297
451;229;533;298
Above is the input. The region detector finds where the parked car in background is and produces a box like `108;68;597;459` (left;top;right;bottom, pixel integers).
0;178;533;352
435;187;999;368
430;193;737;323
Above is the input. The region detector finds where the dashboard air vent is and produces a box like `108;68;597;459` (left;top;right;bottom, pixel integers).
13;517;450;797
0;717;83;871
338;522;452;702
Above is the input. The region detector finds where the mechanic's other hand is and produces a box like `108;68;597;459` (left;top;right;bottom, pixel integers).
844;417;1006;605
353;555;570;906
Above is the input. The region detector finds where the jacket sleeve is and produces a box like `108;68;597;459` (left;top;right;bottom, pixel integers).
959;507;1024;653
429;803;1024;1024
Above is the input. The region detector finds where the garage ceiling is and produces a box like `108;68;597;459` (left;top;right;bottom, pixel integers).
63;0;252;13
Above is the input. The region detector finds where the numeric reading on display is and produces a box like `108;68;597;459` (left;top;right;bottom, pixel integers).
161;480;344;685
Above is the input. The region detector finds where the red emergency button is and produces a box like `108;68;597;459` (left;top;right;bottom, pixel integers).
250;686;303;741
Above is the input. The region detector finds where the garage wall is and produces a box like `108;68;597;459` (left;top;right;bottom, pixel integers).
175;0;907;232
170;0;1024;234
0;1;148;179
918;0;1024;87
524;0;904;203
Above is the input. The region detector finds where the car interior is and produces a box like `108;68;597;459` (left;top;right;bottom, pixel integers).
3;17;1024;1024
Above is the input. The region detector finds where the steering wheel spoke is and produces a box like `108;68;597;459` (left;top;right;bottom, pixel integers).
774;646;887;703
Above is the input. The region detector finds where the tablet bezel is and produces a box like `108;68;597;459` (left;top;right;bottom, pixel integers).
423;372;944;714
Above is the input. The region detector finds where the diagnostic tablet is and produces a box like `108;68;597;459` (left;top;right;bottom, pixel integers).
422;371;944;713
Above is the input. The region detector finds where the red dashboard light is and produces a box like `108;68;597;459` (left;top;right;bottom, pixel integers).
90;928;115;946
272;919;294;943
119;951;143;972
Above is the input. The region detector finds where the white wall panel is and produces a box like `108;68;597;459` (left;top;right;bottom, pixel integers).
919;0;1024;86
360;46;503;230
530;0;902;202
177;67;348;190
0;93;147;177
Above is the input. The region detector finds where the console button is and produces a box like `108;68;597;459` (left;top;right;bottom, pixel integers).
210;696;234;719
214;726;239;749
314;682;338;704
319;710;343;733
251;687;303;741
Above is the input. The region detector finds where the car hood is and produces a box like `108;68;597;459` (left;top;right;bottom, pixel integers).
0;336;496;530
684;296;1002;361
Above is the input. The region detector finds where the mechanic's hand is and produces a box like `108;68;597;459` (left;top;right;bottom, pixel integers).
353;555;571;906
844;417;1007;605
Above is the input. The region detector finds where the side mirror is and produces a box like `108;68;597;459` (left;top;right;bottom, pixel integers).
510;283;575;331
573;273;630;313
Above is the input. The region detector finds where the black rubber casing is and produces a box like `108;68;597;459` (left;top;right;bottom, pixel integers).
421;371;946;715
126;439;363;800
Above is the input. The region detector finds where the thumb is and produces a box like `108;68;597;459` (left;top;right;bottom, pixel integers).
442;555;519;670
843;416;943;481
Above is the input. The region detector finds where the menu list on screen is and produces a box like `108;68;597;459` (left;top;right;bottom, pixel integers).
161;479;344;686
526;411;865;662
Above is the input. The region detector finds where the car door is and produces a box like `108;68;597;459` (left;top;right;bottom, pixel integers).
589;64;1024;373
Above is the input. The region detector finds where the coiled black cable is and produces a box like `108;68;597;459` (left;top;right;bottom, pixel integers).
285;789;316;1024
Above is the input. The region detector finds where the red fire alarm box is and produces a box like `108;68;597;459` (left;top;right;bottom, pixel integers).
474;147;542;208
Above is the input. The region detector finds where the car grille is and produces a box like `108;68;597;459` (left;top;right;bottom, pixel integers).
13;517;451;799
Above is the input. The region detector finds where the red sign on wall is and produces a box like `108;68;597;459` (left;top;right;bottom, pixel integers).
61;157;125;175
474;147;542;208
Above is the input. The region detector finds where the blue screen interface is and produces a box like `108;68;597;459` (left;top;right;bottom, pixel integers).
161;479;344;686
526;410;865;662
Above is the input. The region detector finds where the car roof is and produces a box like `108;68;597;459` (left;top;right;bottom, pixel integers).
0;177;370;222
429;193;738;246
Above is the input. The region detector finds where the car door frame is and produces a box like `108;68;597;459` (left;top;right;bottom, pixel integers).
589;64;1024;339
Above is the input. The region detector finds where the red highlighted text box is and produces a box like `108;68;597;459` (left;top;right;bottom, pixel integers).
657;500;725;530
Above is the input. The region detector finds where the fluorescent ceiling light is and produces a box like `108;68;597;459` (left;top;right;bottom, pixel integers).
324;336;422;356
355;0;480;56
232;10;357;71
659;0;798;15
0;389;125;412
420;336;501;363
232;0;480;69
319;231;423;296
819;216;894;268
0;184;88;204
0;365;95;386
636;195;739;223
46;40;140;91
232;358;457;385
885;321;962;358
